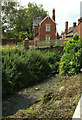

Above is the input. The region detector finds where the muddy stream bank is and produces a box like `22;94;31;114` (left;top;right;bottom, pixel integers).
3;76;59;116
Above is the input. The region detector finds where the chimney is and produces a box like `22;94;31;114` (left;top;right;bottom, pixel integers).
65;21;68;34
52;8;55;21
73;22;76;27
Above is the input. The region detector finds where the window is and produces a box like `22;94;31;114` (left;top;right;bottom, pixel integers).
46;24;51;32
45;35;50;41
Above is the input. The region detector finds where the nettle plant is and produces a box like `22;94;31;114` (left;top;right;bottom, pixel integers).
59;34;81;76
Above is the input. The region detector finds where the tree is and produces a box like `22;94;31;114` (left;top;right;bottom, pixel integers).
2;0;21;39
13;2;47;39
2;1;47;39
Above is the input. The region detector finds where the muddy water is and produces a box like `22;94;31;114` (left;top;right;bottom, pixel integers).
2;76;59;116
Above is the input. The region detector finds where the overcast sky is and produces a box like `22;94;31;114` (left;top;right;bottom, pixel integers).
17;0;82;34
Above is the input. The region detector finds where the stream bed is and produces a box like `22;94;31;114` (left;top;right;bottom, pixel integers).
2;76;59;116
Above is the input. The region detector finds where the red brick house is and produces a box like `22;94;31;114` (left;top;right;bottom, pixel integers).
33;9;57;41
59;17;82;40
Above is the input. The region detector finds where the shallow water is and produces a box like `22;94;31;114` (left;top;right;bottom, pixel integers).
2;76;59;116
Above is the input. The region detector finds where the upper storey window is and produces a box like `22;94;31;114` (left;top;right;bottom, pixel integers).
46;24;51;32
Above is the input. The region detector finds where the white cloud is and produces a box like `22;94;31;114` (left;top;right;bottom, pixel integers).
17;0;81;34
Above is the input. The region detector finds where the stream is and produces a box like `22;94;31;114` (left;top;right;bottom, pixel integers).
2;76;59;116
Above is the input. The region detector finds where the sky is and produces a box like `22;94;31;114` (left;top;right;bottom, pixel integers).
17;0;82;34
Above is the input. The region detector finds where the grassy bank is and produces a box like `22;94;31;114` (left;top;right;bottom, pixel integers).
5;74;81;119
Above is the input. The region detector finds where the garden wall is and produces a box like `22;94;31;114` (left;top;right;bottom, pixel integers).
2;39;23;45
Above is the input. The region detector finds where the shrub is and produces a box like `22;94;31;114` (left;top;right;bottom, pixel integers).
59;34;81;76
2;47;61;96
44;50;60;74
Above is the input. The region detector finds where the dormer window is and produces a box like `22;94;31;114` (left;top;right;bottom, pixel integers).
46;24;51;32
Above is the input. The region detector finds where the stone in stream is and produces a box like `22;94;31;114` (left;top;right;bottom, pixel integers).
35;88;39;90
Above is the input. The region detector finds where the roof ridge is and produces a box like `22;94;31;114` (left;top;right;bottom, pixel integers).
39;16;57;25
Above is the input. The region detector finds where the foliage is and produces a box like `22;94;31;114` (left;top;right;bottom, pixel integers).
2;47;61;96
43;50;60;74
14;31;28;39
2;0;20;39
59;34;81;76
2;1;47;39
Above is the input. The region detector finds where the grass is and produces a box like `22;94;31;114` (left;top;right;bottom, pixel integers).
4;74;81;119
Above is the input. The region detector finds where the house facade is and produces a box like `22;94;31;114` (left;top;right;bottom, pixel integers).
59;17;82;40
33;9;57;41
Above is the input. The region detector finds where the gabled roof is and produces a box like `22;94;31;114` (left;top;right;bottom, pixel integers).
33;16;57;27
39;16;56;25
33;17;43;26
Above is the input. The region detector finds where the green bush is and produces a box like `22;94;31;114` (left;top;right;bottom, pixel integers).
2;47;61;96
44;50;60;74
59;34;81;76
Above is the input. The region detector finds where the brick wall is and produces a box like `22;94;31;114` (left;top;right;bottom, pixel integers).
29;40;34;45
38;17;56;41
2;39;34;46
78;17;82;38
2;39;23;45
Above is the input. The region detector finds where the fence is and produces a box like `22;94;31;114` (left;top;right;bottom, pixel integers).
29;39;68;48
2;39;69;48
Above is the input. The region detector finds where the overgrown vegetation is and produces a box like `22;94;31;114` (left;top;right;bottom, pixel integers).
2;34;81;96
59;34;82;76
2;34;82;119
5;74;81;119
2;46;61;96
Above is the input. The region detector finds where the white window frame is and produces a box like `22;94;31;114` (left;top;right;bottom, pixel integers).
46;24;51;32
45;35;51;41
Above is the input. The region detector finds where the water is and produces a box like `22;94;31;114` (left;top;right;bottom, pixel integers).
2;76;59;116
